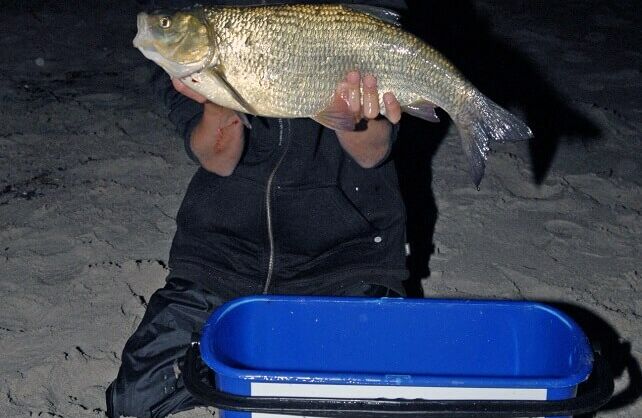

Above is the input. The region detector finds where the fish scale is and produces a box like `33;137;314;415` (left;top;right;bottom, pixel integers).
134;3;533;185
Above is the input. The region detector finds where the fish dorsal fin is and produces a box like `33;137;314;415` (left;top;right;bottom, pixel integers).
209;66;257;115
343;5;402;27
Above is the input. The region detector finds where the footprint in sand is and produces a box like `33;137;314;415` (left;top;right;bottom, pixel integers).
544;219;635;257
544;219;586;239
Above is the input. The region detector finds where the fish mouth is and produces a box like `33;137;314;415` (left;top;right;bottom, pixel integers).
132;13;148;49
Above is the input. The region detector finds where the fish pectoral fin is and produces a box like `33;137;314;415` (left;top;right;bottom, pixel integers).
402;101;441;123
312;94;357;132
210;67;257;115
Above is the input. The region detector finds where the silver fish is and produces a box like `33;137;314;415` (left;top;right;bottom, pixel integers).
133;4;532;185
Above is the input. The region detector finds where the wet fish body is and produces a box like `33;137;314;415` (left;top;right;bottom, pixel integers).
133;4;532;185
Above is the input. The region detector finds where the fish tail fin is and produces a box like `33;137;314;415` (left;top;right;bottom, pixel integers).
454;91;533;187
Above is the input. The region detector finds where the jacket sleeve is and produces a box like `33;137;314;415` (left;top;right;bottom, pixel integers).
144;0;246;163
150;66;201;163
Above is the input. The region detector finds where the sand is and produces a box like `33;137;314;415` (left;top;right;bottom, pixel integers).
0;0;639;417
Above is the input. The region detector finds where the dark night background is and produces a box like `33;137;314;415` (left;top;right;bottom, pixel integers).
0;0;640;416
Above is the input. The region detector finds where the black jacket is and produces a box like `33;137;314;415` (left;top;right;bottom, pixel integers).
152;0;409;297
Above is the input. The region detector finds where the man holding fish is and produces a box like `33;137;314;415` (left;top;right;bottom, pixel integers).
107;0;530;416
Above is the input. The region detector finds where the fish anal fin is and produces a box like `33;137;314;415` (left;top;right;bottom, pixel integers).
403;101;441;123
312;94;357;132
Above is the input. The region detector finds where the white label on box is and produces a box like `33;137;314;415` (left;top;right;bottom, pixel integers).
250;383;547;418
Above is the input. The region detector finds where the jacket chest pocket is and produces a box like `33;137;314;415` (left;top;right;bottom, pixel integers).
272;186;375;257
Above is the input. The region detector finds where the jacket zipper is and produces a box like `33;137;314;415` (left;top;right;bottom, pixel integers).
262;118;290;294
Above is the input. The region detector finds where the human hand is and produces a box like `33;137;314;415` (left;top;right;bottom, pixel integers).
172;78;208;103
337;70;401;125
172;78;245;176
333;71;401;168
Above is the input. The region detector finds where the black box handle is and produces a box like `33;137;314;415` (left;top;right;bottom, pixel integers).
183;342;613;417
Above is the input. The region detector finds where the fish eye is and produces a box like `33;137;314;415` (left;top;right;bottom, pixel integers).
159;16;172;29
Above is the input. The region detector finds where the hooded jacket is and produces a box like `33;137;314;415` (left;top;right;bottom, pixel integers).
152;0;409;298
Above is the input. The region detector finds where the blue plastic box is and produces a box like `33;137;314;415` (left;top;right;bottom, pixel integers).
199;296;594;418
